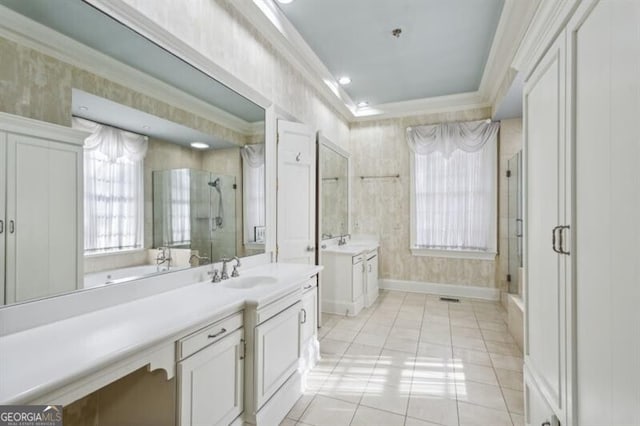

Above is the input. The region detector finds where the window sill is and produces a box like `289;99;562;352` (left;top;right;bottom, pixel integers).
410;247;496;261
245;242;265;250
85;248;146;259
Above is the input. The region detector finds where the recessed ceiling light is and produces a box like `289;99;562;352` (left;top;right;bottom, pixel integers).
277;0;294;3
142;125;150;130
79;106;88;111
357;101;369;107
190;142;210;149
338;76;351;85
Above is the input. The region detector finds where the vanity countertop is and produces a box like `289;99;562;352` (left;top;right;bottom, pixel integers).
0;262;322;404
322;241;379;256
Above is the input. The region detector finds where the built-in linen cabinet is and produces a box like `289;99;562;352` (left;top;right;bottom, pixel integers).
0;113;85;305
322;246;379;316
177;311;245;426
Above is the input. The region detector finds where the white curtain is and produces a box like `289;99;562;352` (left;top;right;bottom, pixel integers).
406;120;499;251
241;144;265;243
73;117;148;252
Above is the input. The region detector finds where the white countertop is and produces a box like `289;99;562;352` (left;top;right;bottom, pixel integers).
0;262;321;404
322;241;379;256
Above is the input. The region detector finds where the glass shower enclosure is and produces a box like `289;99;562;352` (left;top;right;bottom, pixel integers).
153;168;236;263
507;151;523;295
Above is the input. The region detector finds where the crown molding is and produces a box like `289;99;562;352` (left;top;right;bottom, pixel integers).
0;112;90;145
0;3;261;136
512;0;581;79
478;0;541;107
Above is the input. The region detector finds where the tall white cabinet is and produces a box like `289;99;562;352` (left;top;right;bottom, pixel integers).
0;113;85;304
523;1;640;425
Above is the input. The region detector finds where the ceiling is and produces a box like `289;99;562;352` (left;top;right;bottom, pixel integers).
276;0;505;107
0;0;265;123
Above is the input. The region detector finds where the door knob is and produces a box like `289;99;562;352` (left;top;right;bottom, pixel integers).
306;246;315;252
296;152;302;162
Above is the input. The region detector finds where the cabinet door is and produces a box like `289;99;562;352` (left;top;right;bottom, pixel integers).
523;32;566;414
569;1;640;425
365;254;378;307
300;287;317;345
178;328;244;426
525;375;559;426
0;132;5;306
351;261;364;303
5;135;82;303
255;302;301;408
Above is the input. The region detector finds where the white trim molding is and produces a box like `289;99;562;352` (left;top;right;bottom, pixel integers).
380;279;500;301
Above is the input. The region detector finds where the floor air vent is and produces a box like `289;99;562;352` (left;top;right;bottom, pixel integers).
439;297;460;303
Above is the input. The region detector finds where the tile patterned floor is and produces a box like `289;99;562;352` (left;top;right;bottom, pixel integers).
282;290;524;426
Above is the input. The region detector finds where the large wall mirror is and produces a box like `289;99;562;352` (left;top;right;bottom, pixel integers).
318;135;350;240
0;0;266;305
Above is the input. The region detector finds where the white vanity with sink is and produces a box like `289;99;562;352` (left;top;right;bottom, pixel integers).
321;240;379;316
0;262;321;426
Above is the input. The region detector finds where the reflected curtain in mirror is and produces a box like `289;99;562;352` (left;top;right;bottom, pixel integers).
241;144;265;244
73;117;148;253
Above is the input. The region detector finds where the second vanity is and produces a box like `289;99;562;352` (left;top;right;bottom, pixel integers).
321;239;379;316
0;262;321;426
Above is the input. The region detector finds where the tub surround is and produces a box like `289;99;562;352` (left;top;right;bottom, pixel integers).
0;262;321;408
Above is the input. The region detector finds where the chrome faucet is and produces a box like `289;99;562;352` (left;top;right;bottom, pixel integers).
156;246;171;268
208;267;221;283
231;256;241;277
189;254;209;266
338;234;351;246
220;258;231;280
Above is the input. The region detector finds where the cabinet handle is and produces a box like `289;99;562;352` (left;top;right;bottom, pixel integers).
559;225;571;255
9;220;14;234
516;218;523;237
0;220;3;234
301;308;307;324
542;422;551;426
303;284;313;290
207;328;227;339
368;264;372;273
552;225;562;253
296;152;302;162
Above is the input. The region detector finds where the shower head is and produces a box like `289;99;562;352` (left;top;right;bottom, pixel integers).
208;178;220;188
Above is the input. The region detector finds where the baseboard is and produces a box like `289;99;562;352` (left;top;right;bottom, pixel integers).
380;279;500;301
321;298;364;317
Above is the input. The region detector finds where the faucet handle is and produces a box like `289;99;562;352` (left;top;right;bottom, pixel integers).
208;268;221;283
231;265;240;278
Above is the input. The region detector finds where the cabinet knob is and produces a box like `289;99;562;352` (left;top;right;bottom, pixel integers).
306;246;315;252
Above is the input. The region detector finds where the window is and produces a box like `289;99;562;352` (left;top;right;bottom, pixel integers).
73;117;148;254
241;144;266;244
407;120;499;259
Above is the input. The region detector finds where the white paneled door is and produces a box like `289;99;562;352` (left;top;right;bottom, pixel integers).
276;120;316;264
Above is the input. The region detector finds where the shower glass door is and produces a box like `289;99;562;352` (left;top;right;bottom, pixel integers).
507;151;523;294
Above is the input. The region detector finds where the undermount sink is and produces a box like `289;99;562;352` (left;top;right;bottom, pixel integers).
222;275;278;290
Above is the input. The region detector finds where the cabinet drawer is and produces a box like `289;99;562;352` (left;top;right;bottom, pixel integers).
255;289;301;324
178;311;243;360
352;254;365;264
301;276;317;292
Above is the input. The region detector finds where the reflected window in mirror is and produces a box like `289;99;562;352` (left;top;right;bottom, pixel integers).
73;117;148;254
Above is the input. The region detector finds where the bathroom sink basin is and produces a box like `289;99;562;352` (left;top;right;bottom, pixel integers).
223;275;278;290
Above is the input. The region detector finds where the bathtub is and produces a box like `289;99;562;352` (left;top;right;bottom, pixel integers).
84;264;189;289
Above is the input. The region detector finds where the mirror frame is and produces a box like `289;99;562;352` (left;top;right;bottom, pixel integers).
0;0;277;318
317;132;351;246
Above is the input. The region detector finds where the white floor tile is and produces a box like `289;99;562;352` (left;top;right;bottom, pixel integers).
350;405;405;426
456;381;508;411
407;395;459;426
457;401;513;426
298;395;358;426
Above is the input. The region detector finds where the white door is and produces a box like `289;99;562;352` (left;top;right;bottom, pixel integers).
177;328;244;426
277;120;316;264
5;134;82;303
523;32;566;414
570;1;640;424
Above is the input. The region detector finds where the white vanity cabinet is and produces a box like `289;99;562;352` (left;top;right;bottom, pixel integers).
322;246;379;316
0;113;86;305
177;312;245;426
299;277;318;346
